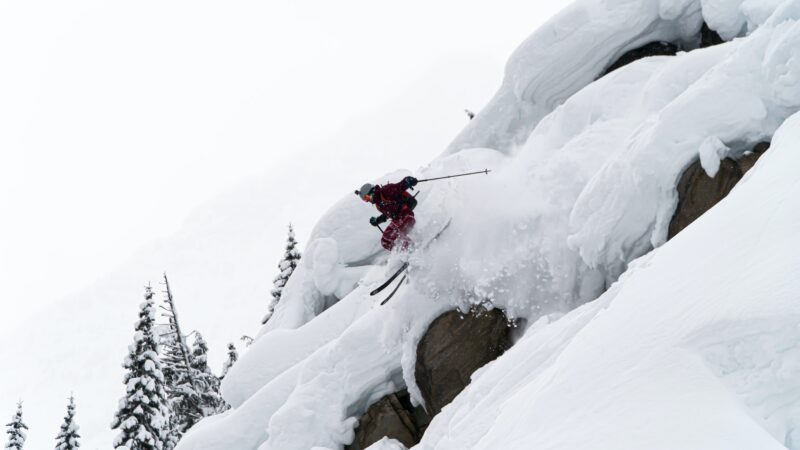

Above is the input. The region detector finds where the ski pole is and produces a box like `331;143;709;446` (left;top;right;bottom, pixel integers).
417;169;490;183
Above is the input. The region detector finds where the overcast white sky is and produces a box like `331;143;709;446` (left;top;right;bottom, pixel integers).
0;1;571;321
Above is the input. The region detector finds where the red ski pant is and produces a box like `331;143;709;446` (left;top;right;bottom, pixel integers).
381;214;415;251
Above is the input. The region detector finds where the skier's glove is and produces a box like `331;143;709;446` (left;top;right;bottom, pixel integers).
403;176;418;189
370;215;387;227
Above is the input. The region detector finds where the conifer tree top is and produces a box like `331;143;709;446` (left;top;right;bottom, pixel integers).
220;343;239;379
111;285;170;450
55;394;80;450
5;401;28;450
264;223;303;324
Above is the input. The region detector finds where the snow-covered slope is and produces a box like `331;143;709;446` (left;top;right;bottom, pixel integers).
419;113;800;449
177;1;800;449
0;56;493;450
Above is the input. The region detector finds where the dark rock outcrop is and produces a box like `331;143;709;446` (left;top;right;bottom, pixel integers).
601;41;679;77
415;308;512;416
600;22;724;79
346;390;428;450
668;157;742;239
668;141;770;240
738;141;770;174
700;23;725;48
349;308;511;448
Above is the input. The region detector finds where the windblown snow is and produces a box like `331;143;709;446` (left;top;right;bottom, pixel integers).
177;0;800;449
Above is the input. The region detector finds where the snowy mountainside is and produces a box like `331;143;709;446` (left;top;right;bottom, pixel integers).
417;115;800;449
177;1;800;449
0;55;490;450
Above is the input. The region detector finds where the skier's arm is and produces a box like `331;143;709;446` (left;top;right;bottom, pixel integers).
383;177;417;195
370;214;387;226
380;182;407;198
402;191;417;210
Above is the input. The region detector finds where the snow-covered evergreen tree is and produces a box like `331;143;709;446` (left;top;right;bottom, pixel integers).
5;402;27;450
239;335;254;347
157;275;227;445
54;395;80;450
162;417;180;450
262;224;301;324
158;273;198;445
188;333;227;414
111;286;170;450
219;343;238;380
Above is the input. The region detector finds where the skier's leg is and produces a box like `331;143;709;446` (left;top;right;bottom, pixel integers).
395;214;416;251
381;221;400;250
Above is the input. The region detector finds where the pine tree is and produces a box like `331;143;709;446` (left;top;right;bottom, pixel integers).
188;333;227;415
162;417;180;450
158;274;199;445
5;401;27;450
54;395;80;450
157;275;227;446
262;224;301;324
111;286;170;450
239;336;254;347
219;343;238;380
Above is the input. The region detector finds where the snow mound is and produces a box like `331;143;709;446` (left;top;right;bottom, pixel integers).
177;1;800;449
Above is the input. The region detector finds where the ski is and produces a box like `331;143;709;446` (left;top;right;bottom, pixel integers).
370;261;409;296
380;274;407;305
370;218;452;301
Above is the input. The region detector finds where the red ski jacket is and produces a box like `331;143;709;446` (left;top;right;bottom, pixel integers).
371;182;415;220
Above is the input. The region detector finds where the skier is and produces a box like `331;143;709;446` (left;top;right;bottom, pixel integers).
356;176;419;251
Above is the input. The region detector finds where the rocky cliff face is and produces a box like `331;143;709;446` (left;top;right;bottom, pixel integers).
415;308;512;417
348;308;512;449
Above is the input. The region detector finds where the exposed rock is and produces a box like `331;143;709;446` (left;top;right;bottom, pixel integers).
346;390;428;450
700;23;725;48
669;141;771;240
668;158;742;239
738;141;770;174
601;41;679;77
600;22;723;80
415;308;512;416
348;308;511;449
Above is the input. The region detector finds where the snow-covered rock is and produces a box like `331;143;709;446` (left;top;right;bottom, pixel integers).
416;110;800;450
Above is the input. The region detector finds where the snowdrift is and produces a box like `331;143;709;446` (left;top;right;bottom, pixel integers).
177;0;800;449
